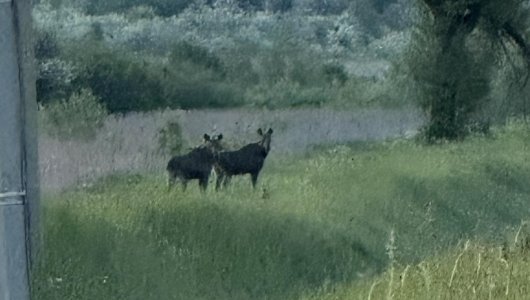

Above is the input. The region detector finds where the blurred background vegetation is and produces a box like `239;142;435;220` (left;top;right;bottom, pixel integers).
33;0;530;142
33;0;413;115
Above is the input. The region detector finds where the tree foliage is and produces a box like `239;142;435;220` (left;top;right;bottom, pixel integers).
33;0;414;113
404;0;530;141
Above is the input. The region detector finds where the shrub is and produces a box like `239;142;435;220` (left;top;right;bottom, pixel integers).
162;79;243;109
265;0;293;13
323;63;348;86
124;6;156;21
34;29;60;60
34;29;74;105
162;42;242;109
40;88;108;140
294;0;350;15
61;41;241;112
169;41;225;77
73;46;166;113
235;0;265;11
37;58;78;105
157;121;185;156
245;80;329;107
83;0;195;17
250;45;324;87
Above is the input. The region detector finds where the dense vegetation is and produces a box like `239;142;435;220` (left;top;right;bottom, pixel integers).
33;0;412;114
33;123;530;299
34;0;530;140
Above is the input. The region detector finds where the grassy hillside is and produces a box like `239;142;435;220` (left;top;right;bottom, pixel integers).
33;121;530;299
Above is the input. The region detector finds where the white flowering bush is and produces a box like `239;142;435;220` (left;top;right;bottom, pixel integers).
32;1;402;62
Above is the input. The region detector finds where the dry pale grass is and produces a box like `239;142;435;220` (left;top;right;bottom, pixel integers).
38;107;423;190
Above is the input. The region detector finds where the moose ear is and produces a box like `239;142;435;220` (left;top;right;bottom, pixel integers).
257;128;263;136
203;134;211;141
217;134;223;140
267;128;273;134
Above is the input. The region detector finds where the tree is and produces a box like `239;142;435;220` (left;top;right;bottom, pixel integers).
404;0;530;141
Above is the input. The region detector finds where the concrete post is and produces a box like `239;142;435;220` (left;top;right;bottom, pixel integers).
0;0;39;299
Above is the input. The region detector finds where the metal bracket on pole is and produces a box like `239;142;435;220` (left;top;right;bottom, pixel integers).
0;191;26;206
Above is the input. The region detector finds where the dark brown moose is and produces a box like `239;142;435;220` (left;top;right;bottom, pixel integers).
215;128;273;190
167;134;223;191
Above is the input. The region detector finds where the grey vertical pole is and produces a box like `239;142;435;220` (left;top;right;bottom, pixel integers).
0;0;39;299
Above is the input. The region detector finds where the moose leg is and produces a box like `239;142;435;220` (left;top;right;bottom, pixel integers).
216;173;224;190
180;179;188;192
223;175;231;188
167;173;176;192
250;172;259;188
199;176;209;192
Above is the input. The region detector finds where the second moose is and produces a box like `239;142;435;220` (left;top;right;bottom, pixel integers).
167;133;223;191
215;128;273;190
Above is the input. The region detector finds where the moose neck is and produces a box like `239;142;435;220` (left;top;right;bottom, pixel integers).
259;138;271;154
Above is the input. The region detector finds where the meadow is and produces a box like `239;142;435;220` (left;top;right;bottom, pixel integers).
32;121;530;299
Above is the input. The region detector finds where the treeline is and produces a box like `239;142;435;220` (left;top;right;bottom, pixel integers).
37;37;241;113
34;0;413;114
39;0;400;17
35;13;395;114
36;31;367;114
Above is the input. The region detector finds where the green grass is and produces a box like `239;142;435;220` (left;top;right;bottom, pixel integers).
301;238;530;300
33;122;530;299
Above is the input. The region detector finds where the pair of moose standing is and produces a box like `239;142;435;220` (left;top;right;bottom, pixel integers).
166;128;274;191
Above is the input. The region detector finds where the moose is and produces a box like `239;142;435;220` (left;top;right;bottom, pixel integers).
166;133;223;191
215;128;273;190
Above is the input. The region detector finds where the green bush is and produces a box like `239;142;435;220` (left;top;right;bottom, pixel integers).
236;0;265;11
265;0;293;12
169;41;225;77
250;45;324;87
245;81;329;108
40;88;108;140
65;41;243;112
34;29;60;60
73;46;166;113
157;121;185;156
162;42;242;109
322;63;348;86
83;0;195;17
162;79;243;109
37;58;78;106
35;29;74;106
297;0;350;15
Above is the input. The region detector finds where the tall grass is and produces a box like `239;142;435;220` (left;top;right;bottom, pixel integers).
33;122;530;299
34;175;376;299
38;107;422;190
307;237;530;300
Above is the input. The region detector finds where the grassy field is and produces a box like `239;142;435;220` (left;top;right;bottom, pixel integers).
32;121;530;299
